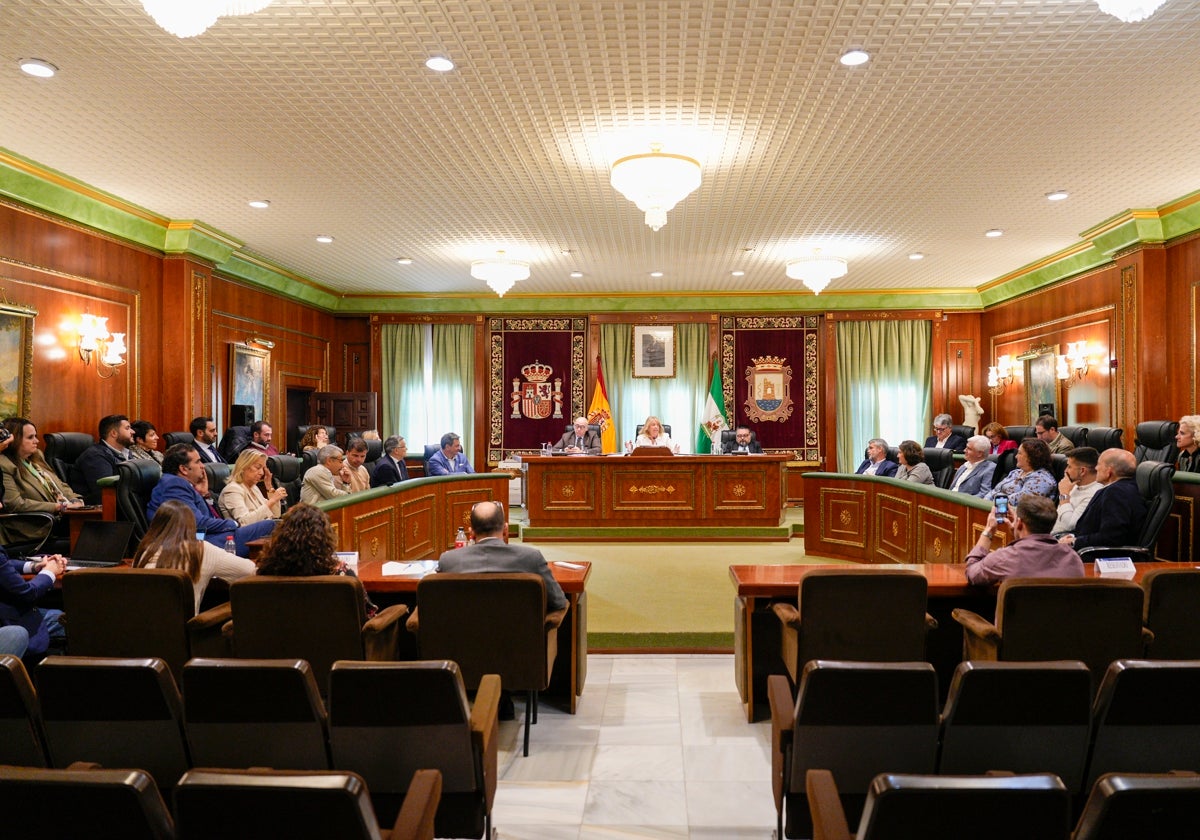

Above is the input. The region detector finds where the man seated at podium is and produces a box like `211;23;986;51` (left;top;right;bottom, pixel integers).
627;415;679;454
554;416;601;455
723;425;762;454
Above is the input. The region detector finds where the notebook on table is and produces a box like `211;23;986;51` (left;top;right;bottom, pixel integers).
62;520;135;569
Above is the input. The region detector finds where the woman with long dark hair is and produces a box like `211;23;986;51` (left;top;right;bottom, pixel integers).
0;417;83;546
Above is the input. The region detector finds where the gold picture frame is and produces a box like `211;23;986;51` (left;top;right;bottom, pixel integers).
0;301;36;419
1023;344;1060;424
632;324;676;378
230;342;270;422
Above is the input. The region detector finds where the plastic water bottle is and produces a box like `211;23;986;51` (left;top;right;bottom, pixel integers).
454;527;467;549
224;535;236;554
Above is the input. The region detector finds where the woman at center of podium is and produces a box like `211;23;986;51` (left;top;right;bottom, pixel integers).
627;415;680;454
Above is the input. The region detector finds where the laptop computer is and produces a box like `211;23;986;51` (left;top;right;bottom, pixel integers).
63;520;135;569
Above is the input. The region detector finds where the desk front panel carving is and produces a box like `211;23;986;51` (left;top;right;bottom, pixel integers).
875;492;914;564
398;491;436;560
611;465;698;512
711;464;773;511
352;507;394;565
817;487;867;555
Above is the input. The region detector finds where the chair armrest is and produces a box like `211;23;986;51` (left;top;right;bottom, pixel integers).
1141;626;1155;654
188;602;233;658
925;612;939;631
544;606;568;631
190;601;232;632
471;673;501;812
405;607;419;634
362;603;409;661
1078;546;1154;563
806;769;852;840
771;602;801;628
389;769;442;840
951;607;1001;661
767;673;794;813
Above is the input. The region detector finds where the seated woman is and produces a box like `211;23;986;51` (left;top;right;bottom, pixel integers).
1175;414;1200;473
255;503;377;617
983;421;1018;455
628;415;680;453
986;438;1058;505
218;449;287;525
129;420;163;464
895;440;934;485
0;417;84;547
133;500;255;613
299;426;329;453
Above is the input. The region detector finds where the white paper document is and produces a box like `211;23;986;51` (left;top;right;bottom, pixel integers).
381;560;437;577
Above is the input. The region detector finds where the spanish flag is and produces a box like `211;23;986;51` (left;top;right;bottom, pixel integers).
587;360;617;454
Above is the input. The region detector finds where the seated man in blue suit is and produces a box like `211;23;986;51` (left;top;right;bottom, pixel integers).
370;435;411;488
427;432;474;476
949;435;997;497
0;551;67;660
148;443;275;558
855;438;898;477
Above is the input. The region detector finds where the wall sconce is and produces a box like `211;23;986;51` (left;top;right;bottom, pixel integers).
987;354;1014;396
248;336;275;349
1057;341;1096;389
78;314;127;378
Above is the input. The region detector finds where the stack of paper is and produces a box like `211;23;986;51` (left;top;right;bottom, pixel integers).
381;560;437;577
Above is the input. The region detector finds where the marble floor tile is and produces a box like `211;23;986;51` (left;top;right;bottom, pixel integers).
503;744;597;782
497;827;582;840
494;781;590;825
590;744;686;781
596;719;683;745
683;780;777;828
577;826;687;839
682;743;771;782
583;780;689;825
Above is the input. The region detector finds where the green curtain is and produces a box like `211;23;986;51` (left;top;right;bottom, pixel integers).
432;324;476;457
599;322;709;451
835;319;932;472
380;323;425;442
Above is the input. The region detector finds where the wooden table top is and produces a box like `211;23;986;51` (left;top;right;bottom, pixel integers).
728;561;1187;599
356;557;591;594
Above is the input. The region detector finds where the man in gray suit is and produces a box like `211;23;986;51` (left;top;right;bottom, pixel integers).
436;500;566;612
949;435;997;497
553;417;602;455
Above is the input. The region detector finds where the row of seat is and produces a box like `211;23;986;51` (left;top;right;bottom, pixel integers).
0;763;441;840
0;655;496;839
769;658;1200;838
773;570;1200;689
805;768;1200;840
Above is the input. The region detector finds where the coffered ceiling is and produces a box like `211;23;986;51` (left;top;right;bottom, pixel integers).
2;0;1199;300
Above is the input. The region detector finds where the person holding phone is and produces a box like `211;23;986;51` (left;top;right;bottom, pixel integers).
963;495;1082;584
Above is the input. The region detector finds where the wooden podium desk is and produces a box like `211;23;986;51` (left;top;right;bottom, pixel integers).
730;561;1181;722
523;452;788;533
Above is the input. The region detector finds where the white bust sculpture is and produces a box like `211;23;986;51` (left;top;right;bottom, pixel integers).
958;394;984;432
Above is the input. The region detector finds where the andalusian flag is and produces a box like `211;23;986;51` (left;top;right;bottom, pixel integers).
696;358;728;454
587;359;617;453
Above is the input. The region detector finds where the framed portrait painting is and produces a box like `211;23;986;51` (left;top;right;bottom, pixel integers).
632;324;676;378
0;303;34;419
1024;345;1060;424
230;342;269;422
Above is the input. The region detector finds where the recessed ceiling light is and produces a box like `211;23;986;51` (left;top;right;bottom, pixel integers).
425;56;454;72
731;270;745;277
396;257;413;265
1045;190;1070;201
570;271;583;278
18;58;57;78
985;229;1004;238
248;199;270;209
315;235;334;243
839;49;870;67
649;271;664;278
909;252;925;260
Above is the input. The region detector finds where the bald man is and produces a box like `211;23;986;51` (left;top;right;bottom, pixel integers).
1058;449;1145;550
553;417;601;455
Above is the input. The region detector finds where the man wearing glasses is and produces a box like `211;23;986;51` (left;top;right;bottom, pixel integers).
924;413;968;453
1035;415;1074;455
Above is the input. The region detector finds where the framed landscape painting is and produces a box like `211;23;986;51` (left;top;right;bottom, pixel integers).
633;324;676;378
0;303;35;419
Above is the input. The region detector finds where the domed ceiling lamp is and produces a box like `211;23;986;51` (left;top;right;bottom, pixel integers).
610;143;701;232
1095;0;1167;22
140;1;273;38
785;251;848;296
471;251;530;298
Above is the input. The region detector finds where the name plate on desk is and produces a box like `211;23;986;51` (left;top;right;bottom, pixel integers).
1094;557;1136;579
629;446;672;457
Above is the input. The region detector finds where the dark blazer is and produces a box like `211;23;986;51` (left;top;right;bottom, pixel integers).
148;474;237;539
855;458;898;478
73;442;127;505
193;440;226;464
949;460;997;497
0;554;56;657
553;429;602;455
437;538;567;611
370;455;410;488
722;439;763;454
924;433;968;453
1072;477;1147;549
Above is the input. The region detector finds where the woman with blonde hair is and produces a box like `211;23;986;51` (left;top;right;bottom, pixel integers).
133;500;254;612
218;448;287;525
1176;415;1200;473
628;415;680;453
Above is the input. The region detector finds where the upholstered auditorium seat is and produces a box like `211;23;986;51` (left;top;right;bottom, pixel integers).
114;458;162;540
1004;425;1038;445
1060;425;1089;448
1140;567;1200;659
203;461;232;496
1073;772;1200;839
163;431;194;449
43;431;94;487
1133;420;1179;464
1082;426;1122;453
0;653;49;767
0;764;175;839
922;447;956;489
266;454;305;506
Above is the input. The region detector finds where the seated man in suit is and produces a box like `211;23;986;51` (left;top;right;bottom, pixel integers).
924;413;968;452
949;435;996;497
723;424;763;454
371;435;410;487
148;443;275;557
301;445;354;504
1058;448;1146;550
191;416;226;464
855;438;898;477
427;432;474;475
553;417;602;455
74;413;134;505
0;550;67;659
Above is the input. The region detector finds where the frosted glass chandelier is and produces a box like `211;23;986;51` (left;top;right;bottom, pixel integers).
610;143;702;232
471;251;530;297
1095;0;1167;22
785;254;848;296
141;1;273;38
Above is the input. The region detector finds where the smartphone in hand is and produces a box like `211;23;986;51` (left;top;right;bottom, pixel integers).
994;493;1009;524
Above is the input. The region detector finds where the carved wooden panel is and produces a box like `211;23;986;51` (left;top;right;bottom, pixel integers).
917;506;959;564
444;485;499;548
610;466;698;512
712;464;770;511
817;487;867;551
537;469;598;512
398;491;436;560
351;507;394;564
875;492;914;564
